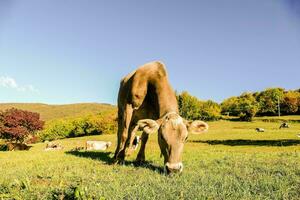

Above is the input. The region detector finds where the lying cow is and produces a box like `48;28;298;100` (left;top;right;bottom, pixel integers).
279;122;289;129
45;142;63;151
114;61;209;174
86;141;112;151
7;143;32;151
132;136;140;150
255;128;265;132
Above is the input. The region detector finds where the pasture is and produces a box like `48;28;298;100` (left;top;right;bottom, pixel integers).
1;120;300;200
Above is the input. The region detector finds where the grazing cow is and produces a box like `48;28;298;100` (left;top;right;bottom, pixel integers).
255;128;265;132
7;143;32;151
279;122;289;129
113;61;208;174
86;141;112;151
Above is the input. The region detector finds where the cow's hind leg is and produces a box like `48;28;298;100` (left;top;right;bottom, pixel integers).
135;131;149;164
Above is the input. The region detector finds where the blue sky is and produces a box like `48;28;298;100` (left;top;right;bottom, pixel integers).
0;0;299;105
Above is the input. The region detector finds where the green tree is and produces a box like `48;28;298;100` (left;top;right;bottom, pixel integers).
199;100;221;121
237;93;259;121
221;96;239;116
221;93;258;121
281;91;300;114
177;91;221;121
256;88;284;115
177;91;201;120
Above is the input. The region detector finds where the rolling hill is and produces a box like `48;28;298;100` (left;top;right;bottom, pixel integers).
0;103;116;121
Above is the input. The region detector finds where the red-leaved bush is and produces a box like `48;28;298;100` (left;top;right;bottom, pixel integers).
0;108;44;143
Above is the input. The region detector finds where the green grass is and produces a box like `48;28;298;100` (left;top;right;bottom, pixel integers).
0;103;116;121
1;120;300;199
254;115;300;123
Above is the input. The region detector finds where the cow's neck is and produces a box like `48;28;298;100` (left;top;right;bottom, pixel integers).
155;80;179;118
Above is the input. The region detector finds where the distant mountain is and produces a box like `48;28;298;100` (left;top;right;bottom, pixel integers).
0;103;116;121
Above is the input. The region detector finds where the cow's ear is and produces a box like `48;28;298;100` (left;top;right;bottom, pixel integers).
184;120;209;134
137;119;159;134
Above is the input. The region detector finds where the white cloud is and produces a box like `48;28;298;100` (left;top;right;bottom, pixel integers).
0;76;39;93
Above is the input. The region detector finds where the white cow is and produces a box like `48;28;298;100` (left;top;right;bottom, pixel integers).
255;128;265;132
85;141;112;151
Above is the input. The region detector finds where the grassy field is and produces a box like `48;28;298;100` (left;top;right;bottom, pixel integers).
254;115;300;123
1;120;300;199
0;103;116;121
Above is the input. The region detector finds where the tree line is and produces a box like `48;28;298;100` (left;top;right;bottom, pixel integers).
177;88;300;122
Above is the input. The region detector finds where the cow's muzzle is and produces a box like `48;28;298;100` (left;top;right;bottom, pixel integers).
164;162;183;174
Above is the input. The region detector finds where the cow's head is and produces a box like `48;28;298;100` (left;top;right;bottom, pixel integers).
137;112;208;174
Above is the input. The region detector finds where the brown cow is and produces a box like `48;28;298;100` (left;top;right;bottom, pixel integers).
7;143;32;151
114;61;208;174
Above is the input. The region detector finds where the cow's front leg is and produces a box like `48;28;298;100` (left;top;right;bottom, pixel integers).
114;104;133;163
135;131;149;164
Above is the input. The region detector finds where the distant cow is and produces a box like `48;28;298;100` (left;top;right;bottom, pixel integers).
255;128;265;132
132;136;140;150
45;142;63;151
7;143;32;151
279;122;289;129
86;141;112;151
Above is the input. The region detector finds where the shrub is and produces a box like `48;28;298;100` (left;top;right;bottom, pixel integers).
38;111;117;141
37;119;75;141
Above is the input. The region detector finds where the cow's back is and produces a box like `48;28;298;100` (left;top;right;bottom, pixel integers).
118;61;177;114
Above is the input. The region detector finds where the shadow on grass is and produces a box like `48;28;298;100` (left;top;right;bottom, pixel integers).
65;151;164;174
189;139;300;146
0;144;8;151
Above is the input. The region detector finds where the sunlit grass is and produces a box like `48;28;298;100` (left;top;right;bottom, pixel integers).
0;120;300;199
